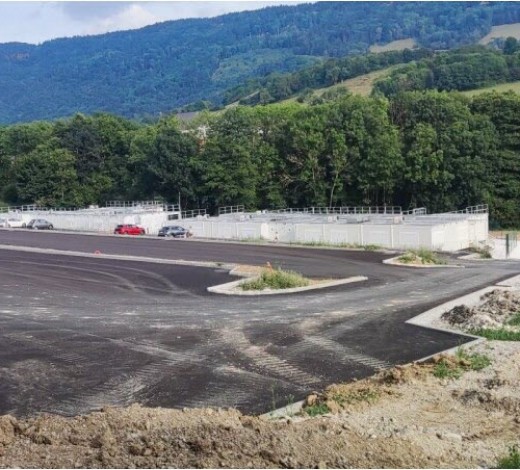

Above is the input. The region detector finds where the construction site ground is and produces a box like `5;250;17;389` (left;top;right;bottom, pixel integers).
0;339;518;468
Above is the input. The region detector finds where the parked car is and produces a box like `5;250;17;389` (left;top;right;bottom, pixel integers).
114;224;145;235
27;219;53;230
158;225;192;238
6;218;26;228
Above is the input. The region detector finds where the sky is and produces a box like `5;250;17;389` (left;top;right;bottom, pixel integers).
0;1;304;45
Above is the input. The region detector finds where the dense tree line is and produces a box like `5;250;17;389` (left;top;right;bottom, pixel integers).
373;44;520;96
223;49;433;106
1;90;520;228
2;2;520;124
223;45;520;105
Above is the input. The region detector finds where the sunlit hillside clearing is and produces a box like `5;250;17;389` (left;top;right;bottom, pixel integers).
461;81;520;97
479;23;520;44
313;67;396;97
369;38;417;53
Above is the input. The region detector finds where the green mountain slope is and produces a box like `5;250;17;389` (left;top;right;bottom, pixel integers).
2;1;520;124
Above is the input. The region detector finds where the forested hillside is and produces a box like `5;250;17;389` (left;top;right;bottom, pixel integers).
2;1;520;123
224;41;520;105
1;91;520;228
373;42;520;96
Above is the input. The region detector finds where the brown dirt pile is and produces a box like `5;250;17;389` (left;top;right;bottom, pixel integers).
442;289;520;331
1;341;519;468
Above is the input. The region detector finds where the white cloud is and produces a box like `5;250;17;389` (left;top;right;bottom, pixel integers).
82;4;159;36
0;1;306;44
60;2;133;21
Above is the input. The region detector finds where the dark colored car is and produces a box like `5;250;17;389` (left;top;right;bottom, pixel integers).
27;219;53;230
114;224;145;235
158;225;192;238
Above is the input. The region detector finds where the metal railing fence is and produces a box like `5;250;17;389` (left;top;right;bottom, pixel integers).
181;209;207;219
218;205;245;215
270;206;402;215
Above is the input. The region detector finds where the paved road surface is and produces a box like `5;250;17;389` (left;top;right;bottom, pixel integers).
0;230;518;416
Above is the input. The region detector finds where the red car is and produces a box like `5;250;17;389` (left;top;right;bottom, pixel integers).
114;224;145;235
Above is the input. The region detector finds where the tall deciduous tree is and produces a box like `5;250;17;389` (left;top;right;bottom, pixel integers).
130;117;197;206
196;107;259;210
13;142;81;206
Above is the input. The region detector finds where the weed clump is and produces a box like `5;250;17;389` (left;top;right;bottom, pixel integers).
432;349;491;379
467;244;492;259
304;403;330;416
240;268;310;291
398;248;447;265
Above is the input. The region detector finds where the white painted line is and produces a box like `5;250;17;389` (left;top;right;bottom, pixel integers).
0;243;235;270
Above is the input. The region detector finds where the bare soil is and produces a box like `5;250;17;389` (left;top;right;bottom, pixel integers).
1;290;519;468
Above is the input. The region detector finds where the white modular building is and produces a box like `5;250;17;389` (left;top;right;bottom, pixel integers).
2;203;488;252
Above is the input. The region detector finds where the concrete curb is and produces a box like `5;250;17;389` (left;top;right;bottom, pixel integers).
262;400;306;420
457;253;493;261
0;243;236;270
0;228;401;254
383;255;464;268
207;275;368;296
496;274;520;287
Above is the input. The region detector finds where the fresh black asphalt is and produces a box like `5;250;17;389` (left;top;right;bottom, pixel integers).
0;230;519;417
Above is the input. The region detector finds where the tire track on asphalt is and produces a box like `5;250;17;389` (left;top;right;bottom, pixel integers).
9;260;143;294
180;364;311;410
3;332;87;366
115;264;202;299
291;335;392;370
46;359;180;415
217;328;322;387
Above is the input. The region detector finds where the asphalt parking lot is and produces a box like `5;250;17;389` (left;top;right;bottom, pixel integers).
0;231;519;417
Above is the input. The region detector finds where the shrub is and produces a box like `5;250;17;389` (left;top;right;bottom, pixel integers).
398;248;446;265
240;268;310;290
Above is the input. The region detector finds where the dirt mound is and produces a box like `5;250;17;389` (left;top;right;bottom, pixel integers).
1;342;519;468
2;271;520;468
441;289;520;331
377;362;434;385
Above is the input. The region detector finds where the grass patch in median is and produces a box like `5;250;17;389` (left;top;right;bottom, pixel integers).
240;268;310;291
398;248;447;265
